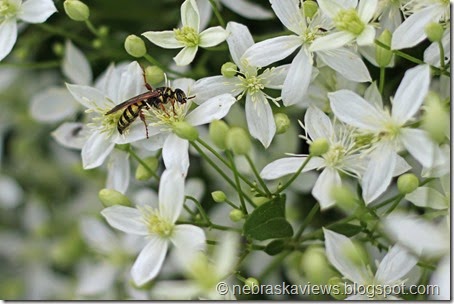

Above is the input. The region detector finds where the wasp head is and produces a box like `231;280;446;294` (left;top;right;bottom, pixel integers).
174;88;188;104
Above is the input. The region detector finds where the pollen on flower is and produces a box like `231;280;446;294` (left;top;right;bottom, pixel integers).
86;103;120;137
0;0;19;19
334;9;365;36
139;205;174;237
148;101;188;130
174;26;200;47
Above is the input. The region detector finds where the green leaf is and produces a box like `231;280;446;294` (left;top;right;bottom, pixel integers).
328;223;362;237
264;239;287;255
243;194;293;241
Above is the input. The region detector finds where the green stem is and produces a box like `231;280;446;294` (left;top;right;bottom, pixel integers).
300;214;357;241
143;53;186;78
208;0;226;27
437;40;446;70
183;204;196;217
85;20;100;37
176;220;241;232
245;154;272;197
227;151;247;214
276;156;312;194
294;203;320;241
225;198;240;209
383;194;405;215
379;67;385;94
186;195;211;224
259;251;291;280
126;146;160;181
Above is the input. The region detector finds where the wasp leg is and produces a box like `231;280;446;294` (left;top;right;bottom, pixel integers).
139;110;149;139
170;99;176;115
140;65;153;91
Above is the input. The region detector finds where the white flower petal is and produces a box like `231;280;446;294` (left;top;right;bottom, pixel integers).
159;168;185;223
424;30;450;67
142;31;184;49
106;150;130;194
51;122;86;149
375;245;418;285
66;83;111;109
323;228;370;283
392;154;411;176
221;0;273;20
358;0;377;23
171;224;206;263
162;133;189;176
312;168;340;209
391;6;440;50
400;128;435;168
0;175;23;208
150;281;200;300
80;218;119;254
243;35;301;67
392;65;430;124
261;64;290;89
329;90;386;131
310;32;354;52
112;122;150;145
62;40;92;85
270;0;303;34
18;0;57;23
304;106;333;140
362;144;396;204
81;131;114;169
119;61;147;102
30;87;78;122
131;237;169;285
429;257;450;300
260;157;323;179
282;48;313;106
406;187;447;210
356;25;375;46
185;93;236;125
226;22;254;67
101;205;148;235
0;19;17;61
199;26;229;48
174;46;198;66
192;76;240;103
317;48;372;82
213;232;238;277
245;93;276;148
317;0;345;18
364;82;383;108
181;0;200;31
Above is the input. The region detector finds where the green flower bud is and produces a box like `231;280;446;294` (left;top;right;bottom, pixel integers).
244;277;260;290
274;112;290;134
98;188;132;207
145;66;165;85
375;29;393;67
52;42;64;56
303;0;318;19
92;38;102;49
98;26;109;37
328;277;347;300
422;92;448;143
209;120;229;150
252;196;270;207
173;121;199;141
229;209;244;222
309;138;329;156
331;185;357;211
397;173;419;194
135;157;159;181
301;246;332;284
64;0;90;22
226;127;251;155
425;22;444;42
211;190;227;203
221;62;238;78
125;34;147;58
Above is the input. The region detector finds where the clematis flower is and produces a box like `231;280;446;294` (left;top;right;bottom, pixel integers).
328;64;441;203
142;0;229;66
192;21;289;148
0;0;57;61
101;169;207;286
323;228;418;300
243;0;371;106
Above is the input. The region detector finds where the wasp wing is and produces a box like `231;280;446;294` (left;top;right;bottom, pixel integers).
105;90;161;115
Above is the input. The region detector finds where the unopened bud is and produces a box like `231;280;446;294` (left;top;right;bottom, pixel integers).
211;190;227;203
229;209;244;222
52;42;64;56
135;157;159;181
309;138;329;156
64;0;90;21
274;113;290;134
397;173;419;194
92;39;102;49
98;26;109;37
98;188;132;207
221;62;238;78
173;121;199;141
425;22;444;42
145;66;165;85
209;120;229;150
252;196;270;207
376;30;393;67
226;127;251;155
125;35;147;58
328;277;347;300
303;0;318;19
301;246;331;284
422;92;448;143
244;277;259;290
331;185;357;211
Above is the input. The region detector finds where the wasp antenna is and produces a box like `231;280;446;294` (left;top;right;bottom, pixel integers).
188;95;196;100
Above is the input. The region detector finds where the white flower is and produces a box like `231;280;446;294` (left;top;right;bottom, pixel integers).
101;169;206;286
323;228;418;300
375;0;407;32
193;21;288;147
424;27;450;67
260;106;366;209
0;0;57;61
150;232;238;300
405;174;449;210
310;0;378;51
243;0;371;106
142;0;229;66
392;0;450;50
328;64;439;203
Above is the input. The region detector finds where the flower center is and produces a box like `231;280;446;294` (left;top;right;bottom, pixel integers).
377;121;401;141
148;101;188;131
139;205;174;237
323;144;347;168
238;71;265;100
174;26;200;47
86;100;119;137
0;0;18;19
334;9;365;36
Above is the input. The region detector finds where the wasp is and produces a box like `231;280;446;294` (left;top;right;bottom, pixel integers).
105;73;191;138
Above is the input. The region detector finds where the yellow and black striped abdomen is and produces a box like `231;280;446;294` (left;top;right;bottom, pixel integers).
117;101;149;134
